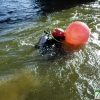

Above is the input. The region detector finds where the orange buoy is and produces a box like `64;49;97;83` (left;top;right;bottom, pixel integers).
65;21;90;45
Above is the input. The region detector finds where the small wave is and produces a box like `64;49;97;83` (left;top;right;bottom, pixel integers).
0;18;11;23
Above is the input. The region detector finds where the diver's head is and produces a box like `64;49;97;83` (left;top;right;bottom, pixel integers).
52;28;65;41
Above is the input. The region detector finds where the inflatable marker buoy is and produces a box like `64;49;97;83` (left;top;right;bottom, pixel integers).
65;21;90;45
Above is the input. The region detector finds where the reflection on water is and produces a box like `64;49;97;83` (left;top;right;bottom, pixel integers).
0;0;100;100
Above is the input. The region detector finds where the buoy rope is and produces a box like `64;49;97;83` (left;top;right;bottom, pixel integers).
49;31;61;43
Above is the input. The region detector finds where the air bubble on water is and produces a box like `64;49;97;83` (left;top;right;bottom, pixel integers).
97;50;100;56
96;24;100;32
92;32;99;39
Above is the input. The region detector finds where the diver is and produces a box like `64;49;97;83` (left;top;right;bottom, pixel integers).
35;28;66;54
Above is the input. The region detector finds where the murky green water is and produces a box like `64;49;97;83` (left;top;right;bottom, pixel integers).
0;0;100;100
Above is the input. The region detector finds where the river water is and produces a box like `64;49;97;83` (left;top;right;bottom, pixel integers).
0;0;100;100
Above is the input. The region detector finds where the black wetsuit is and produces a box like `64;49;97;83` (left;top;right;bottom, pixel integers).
35;35;65;55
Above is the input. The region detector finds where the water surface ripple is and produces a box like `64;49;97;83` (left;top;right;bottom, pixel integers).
0;0;100;100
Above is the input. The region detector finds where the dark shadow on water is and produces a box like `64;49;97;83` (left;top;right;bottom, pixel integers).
37;0;96;14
